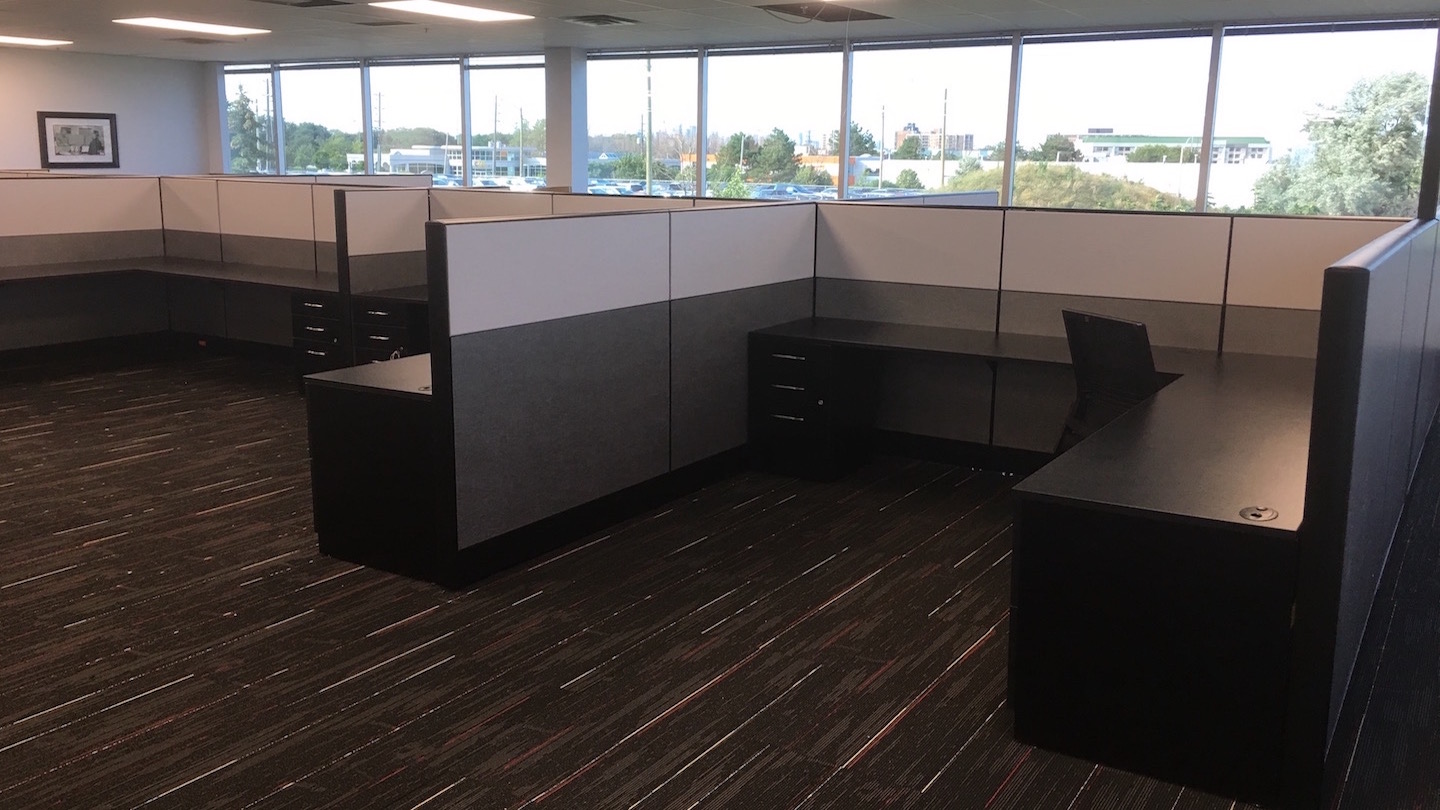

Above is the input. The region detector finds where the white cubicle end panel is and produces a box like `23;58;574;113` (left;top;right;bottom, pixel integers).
692;197;767;207
1000;209;1230;350
438;213;671;550
669;204;817;466
343;188;430;293
216;180;317;271
551;194;696;215
325;174;433;187
430;188;554;220
160;177;222;261
816;202;1002;330
922;190;1001;207
1224;216;1406;357
0;177;164;267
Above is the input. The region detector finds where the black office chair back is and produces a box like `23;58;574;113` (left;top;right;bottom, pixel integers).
1056;309;1164;452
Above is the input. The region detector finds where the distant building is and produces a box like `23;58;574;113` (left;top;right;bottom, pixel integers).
348;143;545;179
1075;134;1272;164
892;122;973;155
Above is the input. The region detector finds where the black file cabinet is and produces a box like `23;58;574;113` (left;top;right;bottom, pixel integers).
747;333;878;480
291;291;349;378
351;296;429;364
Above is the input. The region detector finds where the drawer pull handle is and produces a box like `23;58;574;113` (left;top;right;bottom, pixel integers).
770;414;805;422
771;384;805;392
366;310;391;317
368;335;391;342
305;349;327;357
771;353;806;361
304;326;326;333
303;302;325;309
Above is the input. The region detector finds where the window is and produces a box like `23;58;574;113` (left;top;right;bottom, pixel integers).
1214;25;1437;217
850;43;1011;197
706;49;842;200
367;60;463;179
587;54;699;196
278;63;362;175
224;68;277;174
1015;34;1213;211
467;56;546;186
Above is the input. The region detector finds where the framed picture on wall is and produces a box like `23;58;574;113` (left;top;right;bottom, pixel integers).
36;112;119;169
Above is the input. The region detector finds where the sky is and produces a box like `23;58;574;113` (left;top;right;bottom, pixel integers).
227;27;1438;159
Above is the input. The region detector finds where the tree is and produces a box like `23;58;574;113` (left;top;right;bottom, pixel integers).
1021;134;1081;162
979;141;1007;159
892;136;924;160
227;87;273;173
715;133;759;174
1127;144;1199;163
826;123;878;156
895;168;924;189
948;163;1192;211
1254;72;1428;217
794;165;833;186
611;153;677;182
753;128;800;182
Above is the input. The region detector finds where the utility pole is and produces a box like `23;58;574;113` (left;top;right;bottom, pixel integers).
879;105;885;189
493;95;499;179
518;107;525;178
940;88;948;189
645;58;654;195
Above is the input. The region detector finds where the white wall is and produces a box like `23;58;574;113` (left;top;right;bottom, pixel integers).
0;49;209;174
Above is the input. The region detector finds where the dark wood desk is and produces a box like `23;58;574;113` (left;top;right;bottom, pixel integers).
750;317;1315;805
304;355;435;580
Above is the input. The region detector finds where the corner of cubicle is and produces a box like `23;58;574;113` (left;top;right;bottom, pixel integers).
424;219;461;583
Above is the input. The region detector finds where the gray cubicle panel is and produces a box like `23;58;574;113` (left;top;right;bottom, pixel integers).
815;203;1003;444
1224;217;1404;357
429;187;555;220
431;213;672;550
1287;219;1439;806
0;177;164;267
216;180;318;272
159;177;222;262
551;194;697;215
0;274;169;350
337;188;429;294
669;203;816;468
995;209;1232;452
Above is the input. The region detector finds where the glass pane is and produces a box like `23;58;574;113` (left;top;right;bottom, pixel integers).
279;66;363;175
1215;27;1437;217
368;62;463;180
587;56;699;196
850;45;1011;199
707;51;842;200
224;71;277;174
1015;36;1213;211
467;65;546;188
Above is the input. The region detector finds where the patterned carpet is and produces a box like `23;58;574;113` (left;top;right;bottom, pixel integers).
0;341;1424;809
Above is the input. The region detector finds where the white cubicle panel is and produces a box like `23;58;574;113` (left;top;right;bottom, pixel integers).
692;197;766;208
1227;217;1405;310
217;180;316;240
816;203;1003;288
346;189;429;256
552;194;696;215
324;174;433;187
0;177;161;236
444;213;670;335
670;203;815;300
159;177;220;234
1002;210;1230;304
312;185;345;244
430;188;554;220
922;190;1001;207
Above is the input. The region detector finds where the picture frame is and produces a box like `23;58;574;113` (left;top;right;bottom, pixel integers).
36;112;119;169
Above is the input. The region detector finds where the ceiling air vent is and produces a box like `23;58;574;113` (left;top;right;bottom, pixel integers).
250;0;354;8
561;15;639;27
169;37;227;44
756;3;891;23
356;19;414;25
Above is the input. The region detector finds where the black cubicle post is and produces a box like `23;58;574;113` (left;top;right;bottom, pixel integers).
425;220;460;582
334;189;356;367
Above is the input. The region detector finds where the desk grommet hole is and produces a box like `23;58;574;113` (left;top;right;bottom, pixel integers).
1240;506;1278;522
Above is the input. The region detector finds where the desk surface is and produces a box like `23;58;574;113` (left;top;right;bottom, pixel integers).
305;353;432;400
757;318;1314;538
0;257;340;292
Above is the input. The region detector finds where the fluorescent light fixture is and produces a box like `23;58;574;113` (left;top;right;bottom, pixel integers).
113;17;271;37
0;34;73;47
368;1;532;23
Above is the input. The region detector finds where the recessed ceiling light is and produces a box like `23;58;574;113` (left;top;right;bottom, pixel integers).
368;1;532;23
113;17;271;37
0;34;73;47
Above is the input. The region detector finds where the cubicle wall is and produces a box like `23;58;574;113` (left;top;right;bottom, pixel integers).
216;180;317;272
159;177;222;262
428;204;815;553
336;188;429;294
429;188;554;220
670;204;815;467
0;177;163;268
1288;218;1439;806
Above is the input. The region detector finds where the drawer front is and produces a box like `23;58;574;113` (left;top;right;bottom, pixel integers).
353;301;410;328
356;347;407;364
751;340;831;387
292;292;341;320
354;324;411;352
293;314;345;345
294;344;348;376
752;382;826;421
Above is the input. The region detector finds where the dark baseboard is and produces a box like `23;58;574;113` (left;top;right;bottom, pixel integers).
872;430;1053;476
434;446;751;590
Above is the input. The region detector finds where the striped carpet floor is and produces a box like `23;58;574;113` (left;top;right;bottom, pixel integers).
3;340;1409;809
